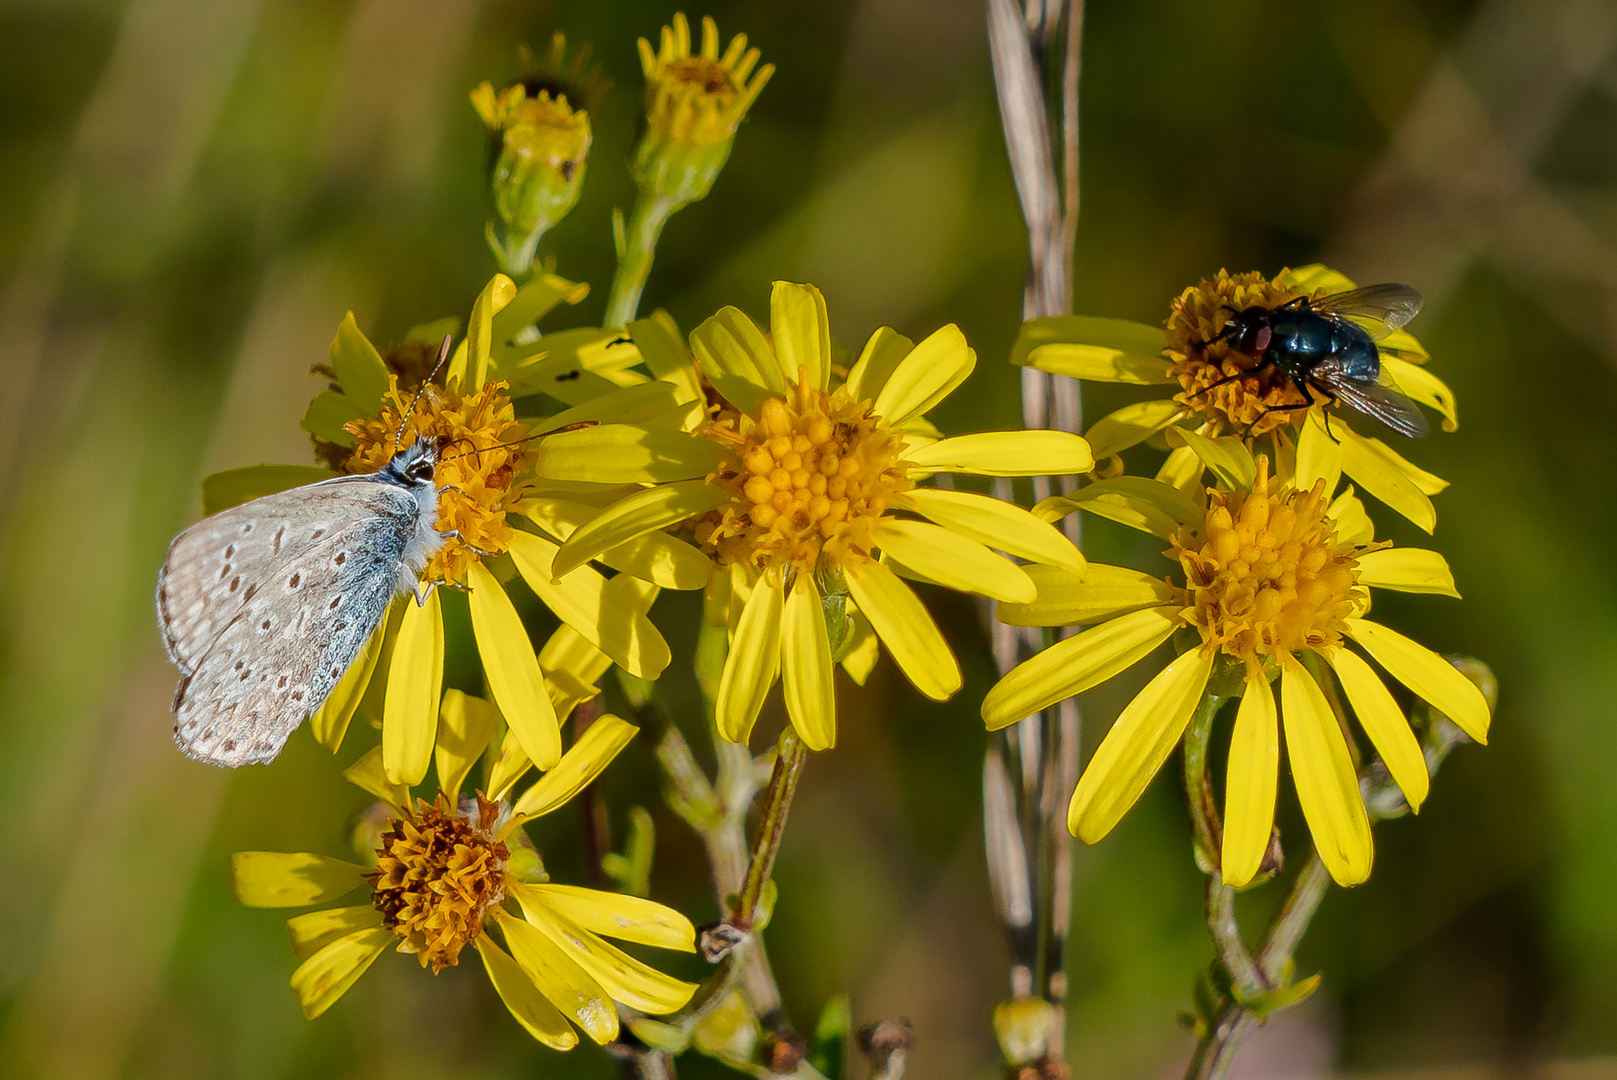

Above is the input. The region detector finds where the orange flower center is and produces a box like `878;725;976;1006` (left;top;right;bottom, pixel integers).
1172;463;1364;665
344;378;529;585
695;374;909;577
369;795;509;973
1166;270;1320;438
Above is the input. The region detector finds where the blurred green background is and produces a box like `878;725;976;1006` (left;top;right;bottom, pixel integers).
1;0;1614;1076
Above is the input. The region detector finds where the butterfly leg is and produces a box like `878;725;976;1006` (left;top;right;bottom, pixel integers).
412;580;439;606
439;529;500;558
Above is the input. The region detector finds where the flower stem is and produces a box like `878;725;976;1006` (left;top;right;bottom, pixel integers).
735;730;808;929
605;196;677;327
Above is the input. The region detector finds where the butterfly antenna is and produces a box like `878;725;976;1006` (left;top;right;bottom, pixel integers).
438;421;599;464
393;335;455;453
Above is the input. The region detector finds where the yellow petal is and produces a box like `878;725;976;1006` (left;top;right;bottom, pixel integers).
1034;477;1201;539
206;462;340;514
328;312;390;412
1170;427;1255;491
1337;423;1438;532
1222;671;1279;888
982;607;1179;730
551;479;726;579
873;519;1035;603
341;746;409;809
489;274;588;352
509;532;672;680
473;935;579;1049
383;590;443;786
771;281;831;391
1084;400;1185;458
1295;409;1343;495
310;613;387;752
715;575;784;743
895;488;1086;575
1356;548;1459;598
844;327;914;404
1330;647;1428;812
512;886;697;1015
288;905;383;961
1382;356;1456;432
1011;315;1171;381
629;312;703;403
840;609;879;686
781;575;836;751
1155;444;1205;495
1280;657;1373;886
1345;619;1490;743
998;563;1179;628
494;909;619;1044
1069;647;1214;843
456;273;518;387
507;714;640;826
599;532;710;591
1278;264;1356;293
844;560;961;701
539;625;614;687
290;927;392;1019
436;689;500;799
538;424;722;484
871;324;974;425
229;851;366;908
903;431;1093;477
468;563;561;772
526;883;697;952
536;381;698;436
1327;487;1375;546
691;305;782;413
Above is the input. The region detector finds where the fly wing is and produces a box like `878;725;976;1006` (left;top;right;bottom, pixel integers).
1309;284;1423;340
1314;362;1431;439
166;481;420;767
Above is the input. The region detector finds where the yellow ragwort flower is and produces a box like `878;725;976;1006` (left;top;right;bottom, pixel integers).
1011;265;1458;533
633;13;773;205
982;454;1492;887
204;275;679;789
532;281;1094;751
229;716;697;1047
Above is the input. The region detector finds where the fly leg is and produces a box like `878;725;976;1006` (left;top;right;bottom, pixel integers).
1242;379;1318;438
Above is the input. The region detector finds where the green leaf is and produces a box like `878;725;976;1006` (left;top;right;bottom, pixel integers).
300;390;365;447
809;992;851;1080
1234;973;1323;1020
202;465;335;515
330;312;391;412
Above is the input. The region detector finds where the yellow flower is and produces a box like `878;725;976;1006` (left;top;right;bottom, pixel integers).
1011;265;1458;533
533;281;1093;751
632;13;773;206
201;276;685;788
228;714;698;1046
982;453;1491;887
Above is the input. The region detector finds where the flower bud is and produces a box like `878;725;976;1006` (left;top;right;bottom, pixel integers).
632;13;773;207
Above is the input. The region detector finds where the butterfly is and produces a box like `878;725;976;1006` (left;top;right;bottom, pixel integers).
156;435;451;767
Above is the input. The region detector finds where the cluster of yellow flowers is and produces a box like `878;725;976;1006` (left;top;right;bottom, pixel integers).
202;13;1489;1058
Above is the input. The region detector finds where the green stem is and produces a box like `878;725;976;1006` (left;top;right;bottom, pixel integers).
605;196;677;327
735;731;808;929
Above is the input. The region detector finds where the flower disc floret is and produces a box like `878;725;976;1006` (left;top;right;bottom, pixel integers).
1173;465;1365;665
344;377;529;585
696;374;909;577
1167;269;1320;437
369;795;509;973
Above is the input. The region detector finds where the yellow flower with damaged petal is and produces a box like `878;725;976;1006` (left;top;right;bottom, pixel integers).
229;715;697;1047
1011;265;1458;533
201;275;687;789
982;452;1491;887
535;281;1093;752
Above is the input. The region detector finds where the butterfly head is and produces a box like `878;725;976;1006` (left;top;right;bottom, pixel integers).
380;437;440;489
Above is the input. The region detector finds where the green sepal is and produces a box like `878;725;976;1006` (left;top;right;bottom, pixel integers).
301;390;365;448
1232;973;1323;1020
330;312;391;412
202;464;335;515
601;805;656;898
628;1018;691;1054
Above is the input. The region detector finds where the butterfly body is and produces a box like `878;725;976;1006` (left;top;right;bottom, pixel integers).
157;438;447;767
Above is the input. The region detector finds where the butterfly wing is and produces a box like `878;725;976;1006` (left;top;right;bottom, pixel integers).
164;479;423;767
